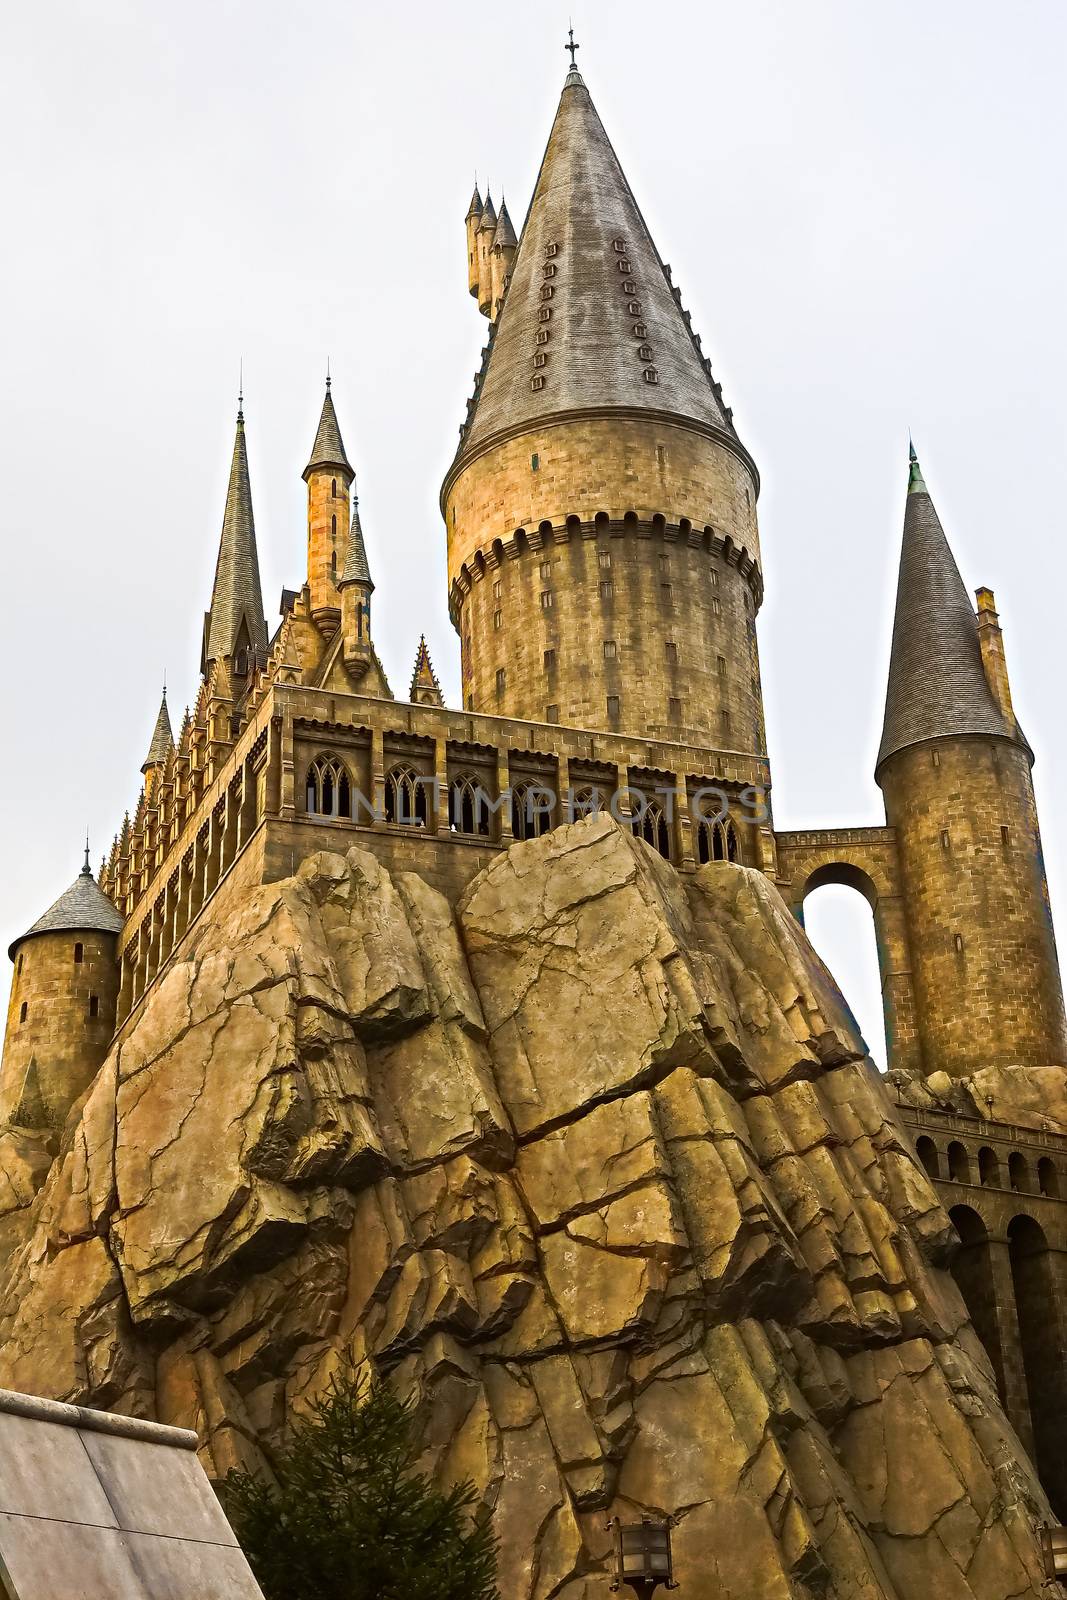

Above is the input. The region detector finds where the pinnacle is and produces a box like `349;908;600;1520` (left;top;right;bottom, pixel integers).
202;407;268;673
339;495;374;590
304;383;353;480
142;686;174;773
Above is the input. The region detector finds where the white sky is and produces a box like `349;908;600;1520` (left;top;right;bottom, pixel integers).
2;0;1066;1063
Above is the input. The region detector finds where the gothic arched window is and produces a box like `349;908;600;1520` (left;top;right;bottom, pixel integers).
512;781;553;840
569;786;602;822
449;774;491;838
631;795;671;861
385;765;428;828
306;754;351;819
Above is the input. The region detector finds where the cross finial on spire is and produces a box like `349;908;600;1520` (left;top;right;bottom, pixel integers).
565;24;580;68
82;833;91;876
238;357;244;422
326;356;331;392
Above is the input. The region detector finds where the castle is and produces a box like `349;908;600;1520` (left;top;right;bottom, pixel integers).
4;50;1067;1535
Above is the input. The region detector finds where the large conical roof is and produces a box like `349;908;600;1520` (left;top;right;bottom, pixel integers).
303;381;353;479
9;852;124;959
876;447;1019;775
202;404;268;672
449;67;738;473
142;688;173;772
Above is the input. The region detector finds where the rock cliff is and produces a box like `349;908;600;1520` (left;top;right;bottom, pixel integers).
0;816;1056;1598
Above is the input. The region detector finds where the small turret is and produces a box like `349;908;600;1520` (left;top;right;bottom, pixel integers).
975;586;1016;725
876;443;1066;1077
303;376;354;631
338;491;375;678
465;183;483;301
409;636;445;706
141;686;174;801
1;848;123;1128
489;199;518;321
476;191;497;318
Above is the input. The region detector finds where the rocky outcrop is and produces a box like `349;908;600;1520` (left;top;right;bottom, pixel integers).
0;817;1056;1598
891;1062;1067;1136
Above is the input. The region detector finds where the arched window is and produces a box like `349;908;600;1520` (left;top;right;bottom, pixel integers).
385;765;428;828
332;478;337;497
1008;1152;1030;1193
512;782;553;840
331;513;337;536
1038;1157;1060;1199
696;818;739;864
305;754;351;819
978;1146;1000;1187
568;786;602;821
631;795;670;860
915;1136;940;1180
19;1002;27;1024
947;1142;972;1184
331;550;337;578
73;942;83;964
449;774;491;837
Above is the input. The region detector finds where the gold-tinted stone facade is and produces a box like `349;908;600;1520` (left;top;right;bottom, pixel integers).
2;51;1067;1590
1;928;119;1127
444;417;764;747
881;736;1067;1077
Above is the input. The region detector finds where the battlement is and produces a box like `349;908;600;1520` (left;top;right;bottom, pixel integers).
113;680;774;1030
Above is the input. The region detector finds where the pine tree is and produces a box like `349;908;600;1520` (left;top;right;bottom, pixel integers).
222;1373;498;1600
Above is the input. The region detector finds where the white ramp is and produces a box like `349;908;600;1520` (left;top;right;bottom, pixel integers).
0;1388;264;1600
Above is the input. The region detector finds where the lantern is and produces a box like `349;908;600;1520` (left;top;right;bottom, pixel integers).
1040;1526;1067;1581
608;1516;677;1596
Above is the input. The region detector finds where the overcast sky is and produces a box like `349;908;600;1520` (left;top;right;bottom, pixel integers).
2;0;1066;1063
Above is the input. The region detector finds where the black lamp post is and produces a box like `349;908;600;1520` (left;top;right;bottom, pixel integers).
608;1516;677;1596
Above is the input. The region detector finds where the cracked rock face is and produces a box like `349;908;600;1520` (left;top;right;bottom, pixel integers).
0;816;1056;1598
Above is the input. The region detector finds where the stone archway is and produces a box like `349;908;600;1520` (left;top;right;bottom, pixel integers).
948;1204;1005;1404
1009;1214;1067;1518
774;828;921;1074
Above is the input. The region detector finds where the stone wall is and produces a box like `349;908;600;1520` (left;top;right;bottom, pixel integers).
1;928;119;1128
897;1090;1067;1520
881;736;1067;1077
0;817;1057;1600
443;415;764;749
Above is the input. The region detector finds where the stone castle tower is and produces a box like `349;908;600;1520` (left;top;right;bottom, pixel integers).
2;45;1067;1560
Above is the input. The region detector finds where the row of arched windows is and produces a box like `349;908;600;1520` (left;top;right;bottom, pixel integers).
916;1134;1061;1198
305;753;744;861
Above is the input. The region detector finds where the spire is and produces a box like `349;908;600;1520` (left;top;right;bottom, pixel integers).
409;635;444;705
303;379;353;480
202;401;268;673
8;853;124;960
338;493;374;591
452;65;736;465
478;191;498;235
466;182;483;222
493;199;518;251
141;686;174;774
876;445;1021;776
